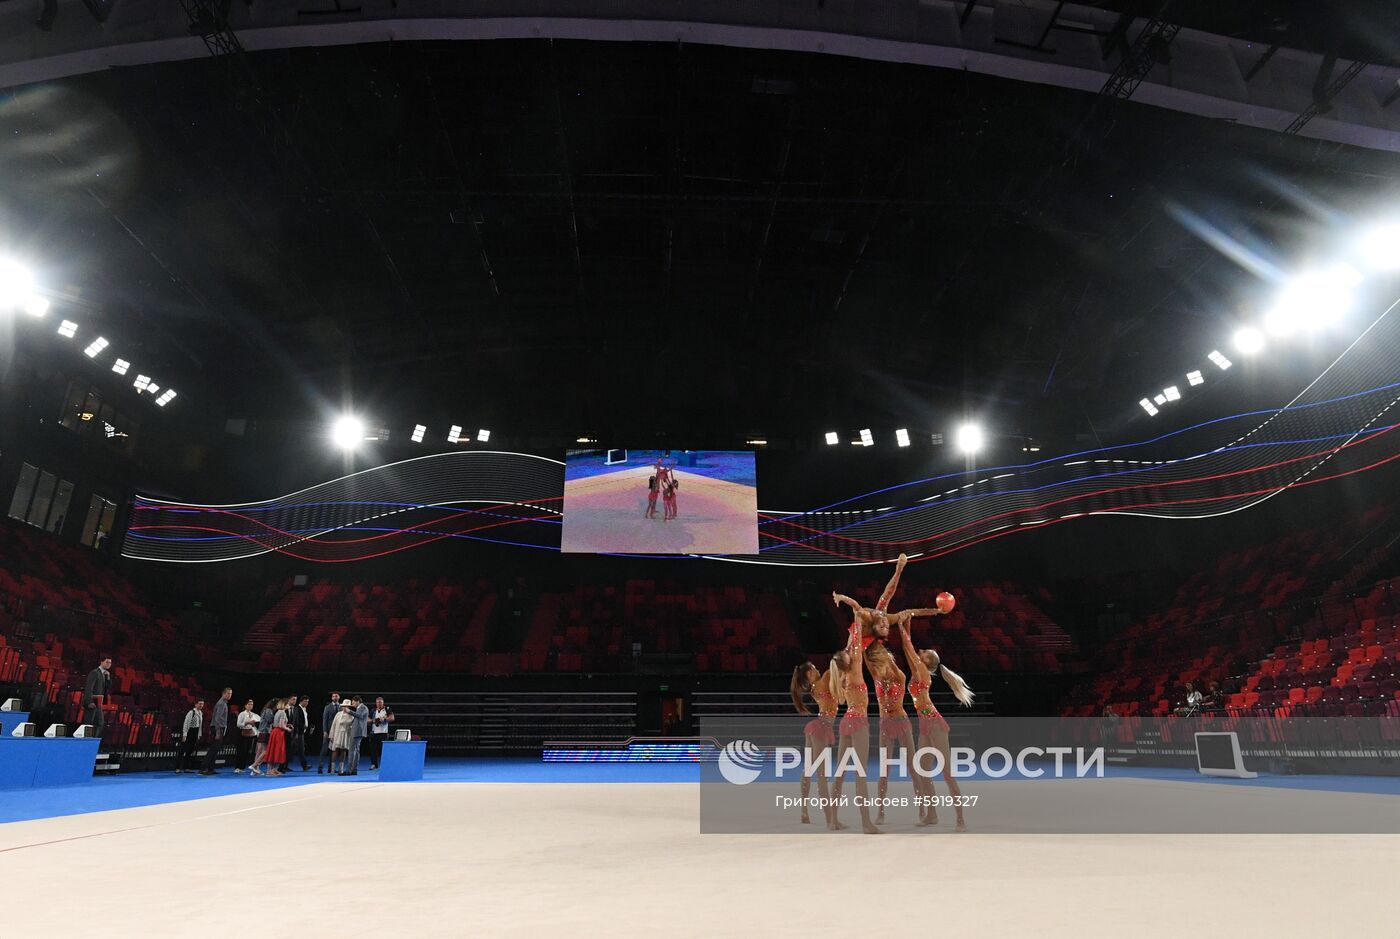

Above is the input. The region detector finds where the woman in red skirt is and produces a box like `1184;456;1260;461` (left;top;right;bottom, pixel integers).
261;697;288;777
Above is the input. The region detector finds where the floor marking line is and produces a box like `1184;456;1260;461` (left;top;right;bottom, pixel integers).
0;782;384;853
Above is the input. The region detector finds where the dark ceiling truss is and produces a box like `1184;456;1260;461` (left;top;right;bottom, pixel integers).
1100;4;1182;101
1285;58;1368;135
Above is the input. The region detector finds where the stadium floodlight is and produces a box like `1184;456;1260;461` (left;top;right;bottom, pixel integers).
24;295;49;317
858;428;874;447
1231;327;1262;355
476;428;491;442
1265;263;1362;335
155;389;177;407
111;358;130;376
1187;370;1204;386
58;319;78;338
330;415;365;450
824;431;839;446
447;425;462;443
133;374;151;391
145;382;160;395
895;428;911;448
0;258;35;309
1154;393;1167;406
1163;385;1181;402
83;337;109;358
1208;349;1234;370
745;438;768;446
411;424;427;443
955;423;984;455
1357;223;1400;271
1140;398;1159;416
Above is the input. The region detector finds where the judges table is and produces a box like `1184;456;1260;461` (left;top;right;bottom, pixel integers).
0;710;30;736
377;740;426;781
0;736;100;789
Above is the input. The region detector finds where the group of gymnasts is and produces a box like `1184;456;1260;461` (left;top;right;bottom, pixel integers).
789;553;975;833
645;460;680;520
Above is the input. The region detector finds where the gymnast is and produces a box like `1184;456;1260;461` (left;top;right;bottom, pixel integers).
828;617;881;834
789;651;848;827
895;619;974;830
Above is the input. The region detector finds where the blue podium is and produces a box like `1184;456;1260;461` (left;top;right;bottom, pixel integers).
0;710;30;736
377;740;426;781
0;736;99;789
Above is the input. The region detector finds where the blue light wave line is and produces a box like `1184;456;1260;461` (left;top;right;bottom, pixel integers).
761;377;1400;522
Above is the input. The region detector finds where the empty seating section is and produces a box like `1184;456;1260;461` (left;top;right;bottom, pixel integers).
1061;512;1400;718
0;518;217;746
245;576;496;673
247;575;1073;674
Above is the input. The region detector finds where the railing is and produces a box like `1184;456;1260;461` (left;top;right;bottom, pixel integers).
346;690;638;755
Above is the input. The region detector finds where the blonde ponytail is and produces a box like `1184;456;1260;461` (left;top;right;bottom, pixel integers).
825;659;846;707
939;663;975;707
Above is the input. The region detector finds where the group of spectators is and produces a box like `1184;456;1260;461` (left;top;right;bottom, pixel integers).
173;689;395;778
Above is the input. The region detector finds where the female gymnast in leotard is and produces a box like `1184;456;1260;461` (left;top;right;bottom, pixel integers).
789;651;848;827
831;554;954;823
863;636;931;825
896;619;975;831
828;618;881;834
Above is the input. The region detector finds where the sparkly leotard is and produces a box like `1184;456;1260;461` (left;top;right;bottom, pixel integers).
908;678;949;734
875;675;912;738
805;684;837;745
839;679;869;736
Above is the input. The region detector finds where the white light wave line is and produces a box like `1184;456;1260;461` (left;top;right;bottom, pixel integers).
131;450;564;508
1110;389;1400;522
761;292;1400;526
123;498;560;563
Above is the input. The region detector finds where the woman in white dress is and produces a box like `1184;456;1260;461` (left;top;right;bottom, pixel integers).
328;700;355;775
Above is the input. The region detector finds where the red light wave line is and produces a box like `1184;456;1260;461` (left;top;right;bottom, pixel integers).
758;423;1399;547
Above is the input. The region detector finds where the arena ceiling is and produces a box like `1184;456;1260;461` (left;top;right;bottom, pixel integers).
5;23;1400;454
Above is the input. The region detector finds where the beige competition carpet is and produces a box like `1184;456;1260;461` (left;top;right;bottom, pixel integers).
0;781;1395;938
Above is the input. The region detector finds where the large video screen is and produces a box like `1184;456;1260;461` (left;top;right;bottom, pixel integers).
561;449;759;554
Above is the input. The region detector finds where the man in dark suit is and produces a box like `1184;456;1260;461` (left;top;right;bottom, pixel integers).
83;655;113;738
200;687;233;775
286;693;309;771
298;696;315;770
317;692;341;774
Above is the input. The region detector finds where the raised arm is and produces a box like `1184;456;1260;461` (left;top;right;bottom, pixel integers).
832;592;862;613
894;608;944;620
845;620;864;672
875;553;908;612
895;620;925;676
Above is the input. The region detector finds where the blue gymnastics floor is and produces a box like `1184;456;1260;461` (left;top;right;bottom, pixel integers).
0;760;699;824
1;760;1395;825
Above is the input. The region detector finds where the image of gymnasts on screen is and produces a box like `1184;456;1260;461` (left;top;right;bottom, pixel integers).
560;449;758;555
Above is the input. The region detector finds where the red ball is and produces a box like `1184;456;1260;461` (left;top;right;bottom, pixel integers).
935;591;956;614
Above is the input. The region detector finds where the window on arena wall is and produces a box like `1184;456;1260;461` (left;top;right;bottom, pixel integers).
81;494;117;549
7;463;75;534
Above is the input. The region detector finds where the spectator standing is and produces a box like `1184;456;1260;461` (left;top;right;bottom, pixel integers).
296;696;314;771
249;698;278;776
368;697;395;770
175;700;205;773
329;700;355;775
278;694;297;772
317;692;341;774
200;687;233;775
82;655;113;738
234;699;259;773
344;695;369;776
